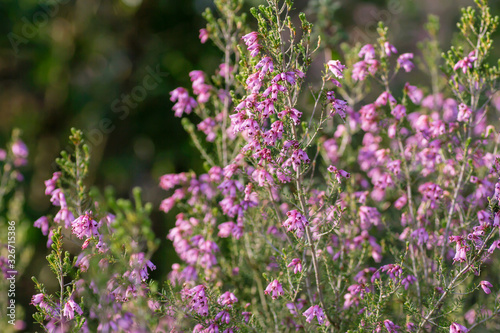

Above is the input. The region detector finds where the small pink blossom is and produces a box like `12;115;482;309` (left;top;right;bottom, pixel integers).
457;103;472;122
170;87;197;117
384;319;400;332
283;210;308;234
453;51;477;74
287;258;303;274
384;42;397;57
480;280;493;294
404;83;423;104
199;28;209;43
327;60;346;79
34;216;49;236
218;291;238;307
264;279;284;299
62;299;83;320
397;53;414;72
303;305;325;325
359;44;375;60
72;211;99;240
450;322;468;333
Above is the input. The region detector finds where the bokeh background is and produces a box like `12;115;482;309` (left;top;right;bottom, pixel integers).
1;0;498;331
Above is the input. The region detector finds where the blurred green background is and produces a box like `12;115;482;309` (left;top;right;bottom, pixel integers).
1;0;498;331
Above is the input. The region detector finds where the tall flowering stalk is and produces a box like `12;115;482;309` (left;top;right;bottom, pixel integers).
32;129;159;332
161;0;500;331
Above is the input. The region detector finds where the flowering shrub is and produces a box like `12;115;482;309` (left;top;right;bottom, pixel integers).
25;0;500;332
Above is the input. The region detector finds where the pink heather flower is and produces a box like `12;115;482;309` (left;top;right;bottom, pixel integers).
327;165;350;183
183;285;209;316
397;53;414;72
453;243;468;263
245;73;263;93
352;58;379;81
218;64;233;79
287;258;303;274
331;99;348;118
407;322;416;332
450;322;468;333
170;87;197;117
367;58;380;73
286;299;307;316
453;51;477;74
352;61;368;81
404;83;423;104
418;182;443;209
34;216;49;236
480;280;493;294
272;71;302;85
218;291;238;307
12;139;28;160
359;44;375;60
384;42;397;57
49;188;64;207
46;229;54;248
262;83;287;100
54;207;75;229
159;173;183;190
401;275;417;290
255;57;274;77
62;299;83;320
303;305;325;325
215;310;231;324
384;319;400;332
197;118;217;142
129;252;156;281
411;228;429;246
359;103;378;131
457;103;472;122
494;211;500;227
283;209;308;234
277;107;302;126
218;221;236;238
190;70;211;103
242;311;251;323
387;159;401;176
242;31;258;46
327;60;346;79
257;98;275;118
31;293;44;305
160;197;176;213
375;91;397;107
242;32;260;57
391;104;406;120
326;91;335;102
359;206;381;230
199;28;209;43
252;168;274;187
381;264;403;281
477;210;491;225
394;194;407;210
44;172;61;195
75;253;91;271
264;279;284;299
72;211;99;240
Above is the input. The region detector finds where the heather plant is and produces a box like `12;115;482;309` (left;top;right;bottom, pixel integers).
0;129;33;331
29;0;500;332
